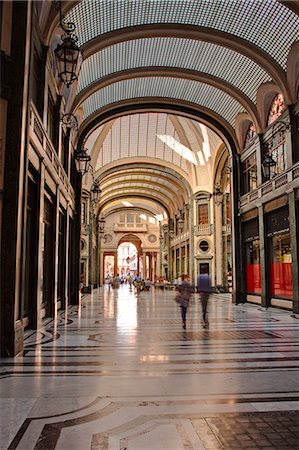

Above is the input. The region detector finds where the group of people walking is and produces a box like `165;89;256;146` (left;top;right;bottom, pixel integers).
175;271;211;329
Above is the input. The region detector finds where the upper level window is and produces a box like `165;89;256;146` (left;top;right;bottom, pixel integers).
267;94;286;126
31;48;44;117
198;204;209;224
244;122;257;148
269;131;286;176
241;153;257;195
47;90;56;146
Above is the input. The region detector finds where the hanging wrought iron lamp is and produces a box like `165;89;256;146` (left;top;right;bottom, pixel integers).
75;147;90;176
53;1;82;87
262;154;276;180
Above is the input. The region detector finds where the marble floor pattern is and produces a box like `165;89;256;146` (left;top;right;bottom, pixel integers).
1;286;299;450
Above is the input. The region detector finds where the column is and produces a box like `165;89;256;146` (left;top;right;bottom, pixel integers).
288;191;299;313
185;243;188;274
99;248;104;286
142;251;147;279
222;194;228;289
114;251;118;275
189;202;195;284
215;201;223;288
88;199;93;289
157;250;161;278
0;1;32;356
258;205;269;308
231;153;245;304
64;202;70;308
151;252;156;281
53;186;60;318
36;161;45;324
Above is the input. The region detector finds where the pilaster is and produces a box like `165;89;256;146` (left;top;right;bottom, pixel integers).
258;205;269;307
288;191;299;313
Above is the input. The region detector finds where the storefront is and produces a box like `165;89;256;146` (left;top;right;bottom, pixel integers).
242;217;261;297
266;206;292;300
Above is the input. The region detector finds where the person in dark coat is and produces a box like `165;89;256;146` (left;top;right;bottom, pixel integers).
177;274;193;329
197;270;212;328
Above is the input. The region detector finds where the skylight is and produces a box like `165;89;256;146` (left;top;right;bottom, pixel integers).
122;201;133;207
157;135;198;165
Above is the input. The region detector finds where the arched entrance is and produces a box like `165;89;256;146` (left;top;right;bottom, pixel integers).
118;234;143;277
117;242;138;278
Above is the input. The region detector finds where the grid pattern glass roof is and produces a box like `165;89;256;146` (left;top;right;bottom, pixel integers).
82;77;244;126
77;38;272;102
67;0;299;68
95;113;189;172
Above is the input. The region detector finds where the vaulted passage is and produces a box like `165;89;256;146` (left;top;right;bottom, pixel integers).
0;1;299;447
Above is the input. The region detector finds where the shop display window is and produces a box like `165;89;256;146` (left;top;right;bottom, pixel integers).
269;233;292;299
245;239;261;294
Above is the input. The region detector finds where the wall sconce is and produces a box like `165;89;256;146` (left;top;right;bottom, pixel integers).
177;218;184;231
262;154;276;180
60;113;78;129
214;183;223;206
99;215;106;235
91;178;101;205
53;1;82;87
75;147;90;176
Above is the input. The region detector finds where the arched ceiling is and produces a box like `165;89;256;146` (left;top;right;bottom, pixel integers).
95;163;192;216
51;0;298;149
47;0;298;217
101;198;168;221
84;112;225;216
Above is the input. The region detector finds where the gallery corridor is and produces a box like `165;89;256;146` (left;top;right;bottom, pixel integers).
1;285;299;450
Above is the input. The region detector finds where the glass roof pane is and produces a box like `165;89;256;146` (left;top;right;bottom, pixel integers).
81;77;244;126
67;0;299;68
78;38;272;102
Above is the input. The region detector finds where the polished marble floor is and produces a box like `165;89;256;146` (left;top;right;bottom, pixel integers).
1;285;299;449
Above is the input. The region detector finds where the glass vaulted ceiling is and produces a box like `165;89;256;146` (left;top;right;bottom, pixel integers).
81;77;243;125
67;0;299;68
78;38;272;102
89;112;222;176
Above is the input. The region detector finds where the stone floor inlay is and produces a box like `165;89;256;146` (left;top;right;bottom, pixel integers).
1;286;299;449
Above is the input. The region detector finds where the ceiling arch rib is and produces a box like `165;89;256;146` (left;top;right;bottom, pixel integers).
101;199;168;219
95;162;192;215
101;174;188;200
76;38;272;102
73;68;261;130
99;188;178;216
80;77;245;128
66;0;299;70
99;194;173;217
100;170;190;201
79;99;238;155
96;163;193;199
79;25;291;102
90;113;221;179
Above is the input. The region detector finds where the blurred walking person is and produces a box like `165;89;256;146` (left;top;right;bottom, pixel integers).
176;274;193;329
197;269;212;328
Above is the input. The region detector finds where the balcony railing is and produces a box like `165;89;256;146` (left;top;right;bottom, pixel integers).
29;102;74;200
194;224;212;235
240;161;299;209
114;223;147;233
